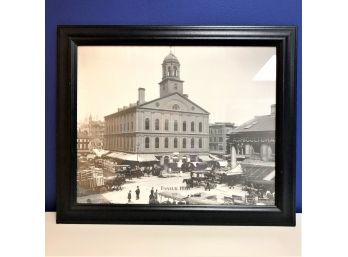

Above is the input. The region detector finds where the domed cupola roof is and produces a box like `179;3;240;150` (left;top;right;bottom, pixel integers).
163;53;180;64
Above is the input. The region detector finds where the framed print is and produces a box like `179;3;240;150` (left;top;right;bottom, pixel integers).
57;26;297;225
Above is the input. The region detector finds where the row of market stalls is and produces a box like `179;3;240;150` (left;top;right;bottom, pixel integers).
85;149;158;163
83;149;274;190
106;152;159;163
84;149;228;166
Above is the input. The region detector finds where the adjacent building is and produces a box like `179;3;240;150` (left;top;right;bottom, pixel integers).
104;52;210;164
227;105;276;162
79;115;105;140
88;115;105;140
77;130;91;155
209;122;236;157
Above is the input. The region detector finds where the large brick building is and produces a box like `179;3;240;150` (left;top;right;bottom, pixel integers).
209;122;236;156
77;130;91;155
104;52;210;164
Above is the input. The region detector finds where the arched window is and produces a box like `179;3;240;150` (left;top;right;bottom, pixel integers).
145;137;150;148
191;122;195;132
199;122;202;132
165;119;169;131
164;138;169;148
167;67;171;76
172;104;180;110
145;118;150;130
182;138;186;148
183;121;186;132
174;66;177;76
174;120;178;131
155;137;159;148
174;138;178;148
199;138;202;148
155;119;160;130
191;138;194;148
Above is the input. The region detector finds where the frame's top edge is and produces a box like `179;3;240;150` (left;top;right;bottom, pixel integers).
57;25;297;41
57;25;298;31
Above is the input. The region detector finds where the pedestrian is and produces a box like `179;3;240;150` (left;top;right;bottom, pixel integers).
150;187;154;198
135;186;140;200
206;181;210;191
154;189;158;201
128;190;132;203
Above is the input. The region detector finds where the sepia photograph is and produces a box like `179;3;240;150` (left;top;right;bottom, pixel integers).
76;46;276;206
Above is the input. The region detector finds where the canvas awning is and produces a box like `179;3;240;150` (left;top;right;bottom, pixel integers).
198;155;212;162
92;149;110;158
224;164;243;176
209;154;223;161
248;179;275;185
263;170;275;181
106;152;122;159
106;152;158;162
137;154;159;162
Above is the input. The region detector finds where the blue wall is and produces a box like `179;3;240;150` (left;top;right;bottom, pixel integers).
45;0;302;212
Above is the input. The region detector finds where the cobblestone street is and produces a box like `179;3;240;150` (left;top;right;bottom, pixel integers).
77;172;248;204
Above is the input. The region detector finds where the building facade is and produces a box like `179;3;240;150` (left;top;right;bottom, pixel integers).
227;105;276;162
209;122;236;156
77;130;91;155
79;115;105;140
104;52;210;163
88;116;105;140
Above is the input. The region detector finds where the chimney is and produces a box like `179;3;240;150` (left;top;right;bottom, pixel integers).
138;87;145;104
271;104;276;115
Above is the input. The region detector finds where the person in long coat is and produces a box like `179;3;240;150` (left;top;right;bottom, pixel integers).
135;186;140;200
128;190;132;203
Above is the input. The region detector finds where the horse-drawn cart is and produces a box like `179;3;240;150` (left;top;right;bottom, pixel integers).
103;175;126;191
183;170;217;190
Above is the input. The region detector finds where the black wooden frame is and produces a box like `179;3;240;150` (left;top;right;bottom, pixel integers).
56;26;297;226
